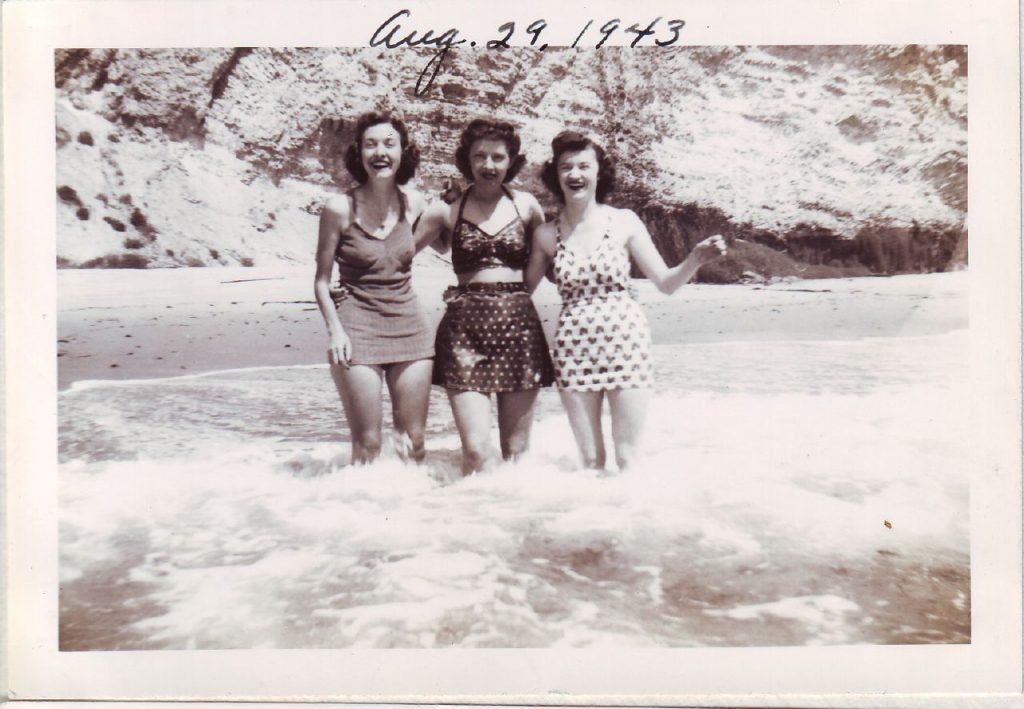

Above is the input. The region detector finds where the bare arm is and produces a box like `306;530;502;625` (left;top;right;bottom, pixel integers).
313;195;351;365
403;188;428;231
413;198;453;254
623;210;727;294
519;191;547;234
525;221;557;293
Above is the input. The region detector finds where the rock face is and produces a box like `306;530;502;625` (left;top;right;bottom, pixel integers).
55;46;967;275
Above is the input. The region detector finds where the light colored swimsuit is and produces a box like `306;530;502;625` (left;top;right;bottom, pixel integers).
551;213;652;391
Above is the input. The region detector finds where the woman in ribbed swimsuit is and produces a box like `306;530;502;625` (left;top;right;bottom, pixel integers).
314;112;434;464
525;131;727;471
416;119;554;475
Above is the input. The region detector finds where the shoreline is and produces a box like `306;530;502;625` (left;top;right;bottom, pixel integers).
57;267;968;390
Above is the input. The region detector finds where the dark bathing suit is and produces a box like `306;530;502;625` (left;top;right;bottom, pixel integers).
334;189;434;366
432;187;555;392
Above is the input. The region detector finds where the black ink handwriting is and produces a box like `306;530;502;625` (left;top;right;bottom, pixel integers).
370;9;466;97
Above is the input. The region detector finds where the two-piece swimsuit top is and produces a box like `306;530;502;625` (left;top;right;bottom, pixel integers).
450;187;530;275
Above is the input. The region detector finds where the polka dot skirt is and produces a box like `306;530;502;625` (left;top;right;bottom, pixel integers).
433;283;555;392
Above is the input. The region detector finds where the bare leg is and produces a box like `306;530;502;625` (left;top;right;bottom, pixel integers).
384;358;434;462
447;389;494;475
330;363;384;464
496;389;540;461
558;389;606;470
607;387;652;471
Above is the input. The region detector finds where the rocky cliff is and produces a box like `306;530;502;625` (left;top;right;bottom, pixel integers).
55;46;967;276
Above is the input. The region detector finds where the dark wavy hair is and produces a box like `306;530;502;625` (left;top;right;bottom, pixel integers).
343;112;420;185
540;131;616;203
454;118;526;183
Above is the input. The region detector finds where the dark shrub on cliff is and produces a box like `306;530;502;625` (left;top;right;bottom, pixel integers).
81;253;150;269
696;240;803;283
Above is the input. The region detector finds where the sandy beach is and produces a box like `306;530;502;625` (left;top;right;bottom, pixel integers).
56;266;967;389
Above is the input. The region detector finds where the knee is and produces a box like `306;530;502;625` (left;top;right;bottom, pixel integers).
352;432;383;462
578;443;605;470
462;443;489;474
614;449;635;471
408;429;426;455
404;420;426;445
398;429;427;463
501;434;529;460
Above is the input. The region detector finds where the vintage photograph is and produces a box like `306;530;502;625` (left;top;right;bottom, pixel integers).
54;44;970;651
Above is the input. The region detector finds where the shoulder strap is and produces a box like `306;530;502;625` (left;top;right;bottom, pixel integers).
396;188;408;224
341;189;359;234
454;188;471;228
346;188;358;218
502;186;524;222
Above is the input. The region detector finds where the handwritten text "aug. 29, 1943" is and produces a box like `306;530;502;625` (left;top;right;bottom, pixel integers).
369;9;687;97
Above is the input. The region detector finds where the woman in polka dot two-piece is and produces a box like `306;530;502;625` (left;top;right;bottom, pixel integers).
525;130;727;472
416;119;554;475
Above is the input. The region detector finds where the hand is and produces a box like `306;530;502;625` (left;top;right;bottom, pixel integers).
329;286;348;308
440;178;461;205
692;234;728;265
327;331;352;368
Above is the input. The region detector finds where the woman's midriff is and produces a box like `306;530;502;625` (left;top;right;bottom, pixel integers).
456;266;524;286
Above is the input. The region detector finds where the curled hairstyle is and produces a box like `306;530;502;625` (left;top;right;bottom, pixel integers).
343;112;420;185
540;131;617;203
454;118;526;183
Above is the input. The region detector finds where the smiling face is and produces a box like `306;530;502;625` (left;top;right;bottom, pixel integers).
556;147;600;204
360;122;403;181
468;138;511;185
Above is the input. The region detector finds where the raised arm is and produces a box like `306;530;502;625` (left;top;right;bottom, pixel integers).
525;221;557;293
623;210;727;294
313;194;352;366
413;198;453;254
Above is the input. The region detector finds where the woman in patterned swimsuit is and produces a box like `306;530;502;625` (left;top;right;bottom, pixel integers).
314;112;434;465
416;119;554;474
525;131;727;471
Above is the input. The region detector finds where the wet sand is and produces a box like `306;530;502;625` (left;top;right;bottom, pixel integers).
57;266;968;390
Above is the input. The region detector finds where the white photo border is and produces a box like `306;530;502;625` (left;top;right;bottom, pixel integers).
4;0;1021;703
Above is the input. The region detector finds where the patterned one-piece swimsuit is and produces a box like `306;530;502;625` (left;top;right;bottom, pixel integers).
551;215;653;391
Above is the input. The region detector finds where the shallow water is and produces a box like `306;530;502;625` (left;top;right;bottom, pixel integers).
59;333;969;649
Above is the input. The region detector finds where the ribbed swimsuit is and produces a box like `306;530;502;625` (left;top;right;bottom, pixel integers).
333;190;434;366
551;212;652;390
432;188;554;392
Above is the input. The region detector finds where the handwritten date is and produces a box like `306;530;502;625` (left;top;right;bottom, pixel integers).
369;9;686;97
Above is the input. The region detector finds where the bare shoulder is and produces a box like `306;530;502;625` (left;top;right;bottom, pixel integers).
605;205;647;241
400;186;428;219
606;205;643;227
510;188;543;214
532;219;558;254
322;191;351;221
